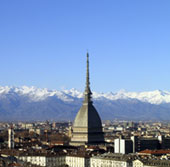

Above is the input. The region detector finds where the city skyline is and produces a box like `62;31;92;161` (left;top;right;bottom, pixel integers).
0;1;170;92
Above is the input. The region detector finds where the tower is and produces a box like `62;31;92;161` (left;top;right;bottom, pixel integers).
8;126;14;149
70;53;104;146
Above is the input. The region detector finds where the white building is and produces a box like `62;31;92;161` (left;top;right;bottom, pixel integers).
90;153;132;167
18;155;65;167
115;138;123;154
66;155;90;167
8;127;14;149
114;138;133;154
18;154;91;167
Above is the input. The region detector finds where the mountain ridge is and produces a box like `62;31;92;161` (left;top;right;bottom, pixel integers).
0;86;170;104
0;86;170;121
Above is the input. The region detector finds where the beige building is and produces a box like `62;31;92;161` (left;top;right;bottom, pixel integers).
18;155;65;167
90;153;132;167
133;159;170;167
66;155;90;167
18;153;90;167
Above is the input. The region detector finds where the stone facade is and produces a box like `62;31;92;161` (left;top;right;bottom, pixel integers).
90;153;132;167
18;155;65;167
66;155;90;167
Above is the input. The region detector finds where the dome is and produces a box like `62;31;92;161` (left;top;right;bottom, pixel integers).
73;103;103;130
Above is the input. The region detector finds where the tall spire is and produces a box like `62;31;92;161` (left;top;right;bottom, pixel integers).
70;52;104;146
84;52;92;104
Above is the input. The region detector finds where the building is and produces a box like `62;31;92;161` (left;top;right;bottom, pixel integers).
90;153;132;167
70;53;104;146
130;136;161;153
114;138;133;154
0;155;42;167
158;135;170;149
18;154;65;167
8;127;15;149
66;155;90;167
131;136;139;153
138;138;160;151
133;159;170;167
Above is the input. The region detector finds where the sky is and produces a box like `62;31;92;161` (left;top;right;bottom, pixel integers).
0;0;170;92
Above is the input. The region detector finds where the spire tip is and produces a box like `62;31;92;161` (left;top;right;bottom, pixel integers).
87;52;89;58
84;52;92;104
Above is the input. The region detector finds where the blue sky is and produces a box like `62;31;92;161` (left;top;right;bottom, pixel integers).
0;0;170;92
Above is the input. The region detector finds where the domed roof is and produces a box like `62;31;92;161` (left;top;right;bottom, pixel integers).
73;103;102;129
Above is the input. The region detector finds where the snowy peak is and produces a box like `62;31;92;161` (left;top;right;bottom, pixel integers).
0;86;75;102
0;86;170;104
118;90;170;104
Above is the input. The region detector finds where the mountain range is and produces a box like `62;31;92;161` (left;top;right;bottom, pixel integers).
1;86;170;121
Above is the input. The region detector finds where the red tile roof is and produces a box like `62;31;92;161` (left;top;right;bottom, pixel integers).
8;163;22;167
139;149;170;155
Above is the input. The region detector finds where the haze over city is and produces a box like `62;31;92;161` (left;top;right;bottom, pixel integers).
1;0;170;92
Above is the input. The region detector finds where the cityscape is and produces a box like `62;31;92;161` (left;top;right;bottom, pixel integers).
1;1;170;167
1;54;170;167
2;118;170;166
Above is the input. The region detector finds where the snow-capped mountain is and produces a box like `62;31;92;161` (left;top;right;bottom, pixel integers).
0;86;170;121
0;86;170;104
